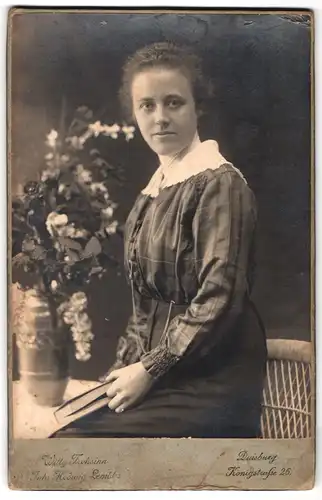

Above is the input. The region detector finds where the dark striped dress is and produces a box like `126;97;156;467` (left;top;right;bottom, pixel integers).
52;162;267;438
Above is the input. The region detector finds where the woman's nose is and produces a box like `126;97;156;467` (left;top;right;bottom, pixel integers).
154;105;170;126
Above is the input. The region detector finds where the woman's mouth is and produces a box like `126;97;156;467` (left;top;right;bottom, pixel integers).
153;132;176;137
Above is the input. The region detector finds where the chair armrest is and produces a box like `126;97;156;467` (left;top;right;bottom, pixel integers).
266;339;311;363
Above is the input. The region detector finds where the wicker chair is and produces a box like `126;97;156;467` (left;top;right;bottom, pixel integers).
260;339;313;439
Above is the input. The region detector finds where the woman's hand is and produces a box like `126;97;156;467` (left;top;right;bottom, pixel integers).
104;362;154;413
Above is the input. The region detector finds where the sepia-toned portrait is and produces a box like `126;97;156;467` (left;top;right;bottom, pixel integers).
8;8;315;491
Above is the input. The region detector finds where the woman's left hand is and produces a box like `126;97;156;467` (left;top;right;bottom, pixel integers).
104;362;154;413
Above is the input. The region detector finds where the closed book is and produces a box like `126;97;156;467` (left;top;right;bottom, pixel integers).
53;381;111;426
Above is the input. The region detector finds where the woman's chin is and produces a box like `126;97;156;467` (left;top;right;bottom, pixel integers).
148;142;183;157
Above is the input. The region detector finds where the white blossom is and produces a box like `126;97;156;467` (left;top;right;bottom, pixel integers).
89;121;103;137
105;220;118;235
50;280;58;291
75;341;92;353
80;170;92;183
70;291;88;310
59;294;94;359
55;214;68;225
86;121;134;141
58;183;65;194
55;224;88;239
101;206;114;219
57;183;72;201
71;328;94;342
59;291;94;362
89;121;122;139
66;135;84;150
46;129;58;148
122;125;135;141
103;123;121;139
41;168;60;181
90;182;108;194
45;152;54;160
59;224;76;237
46;212;68;236
75;164;92;184
75;350;91;362
72;313;92;333
74;228;88;238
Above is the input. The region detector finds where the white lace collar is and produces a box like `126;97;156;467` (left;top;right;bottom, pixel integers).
141;140;247;198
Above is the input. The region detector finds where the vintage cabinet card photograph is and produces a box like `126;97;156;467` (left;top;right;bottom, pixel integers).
7;8;315;491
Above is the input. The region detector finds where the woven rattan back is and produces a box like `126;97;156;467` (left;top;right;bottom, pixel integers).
261;339;312;439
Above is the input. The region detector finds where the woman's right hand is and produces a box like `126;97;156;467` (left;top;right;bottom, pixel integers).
104;362;154;413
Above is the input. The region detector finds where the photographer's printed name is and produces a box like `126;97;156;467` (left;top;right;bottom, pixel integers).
21;453;120;484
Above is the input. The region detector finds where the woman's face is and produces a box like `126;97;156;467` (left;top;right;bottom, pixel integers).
131;67;198;156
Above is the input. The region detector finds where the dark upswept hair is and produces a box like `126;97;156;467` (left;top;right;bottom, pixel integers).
119;41;213;121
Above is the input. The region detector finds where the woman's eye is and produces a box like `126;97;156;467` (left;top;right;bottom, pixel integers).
140;102;154;111
167;99;183;109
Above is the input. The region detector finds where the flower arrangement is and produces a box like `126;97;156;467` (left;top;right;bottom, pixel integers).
12;105;135;360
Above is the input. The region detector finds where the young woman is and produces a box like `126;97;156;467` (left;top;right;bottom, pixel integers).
53;42;267;438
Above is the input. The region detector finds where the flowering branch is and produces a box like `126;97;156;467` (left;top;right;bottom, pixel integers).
12;105;135;361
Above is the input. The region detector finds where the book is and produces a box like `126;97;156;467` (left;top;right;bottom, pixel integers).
52;381;111;431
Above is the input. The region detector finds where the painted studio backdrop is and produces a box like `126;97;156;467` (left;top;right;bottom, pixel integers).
11;12;312;380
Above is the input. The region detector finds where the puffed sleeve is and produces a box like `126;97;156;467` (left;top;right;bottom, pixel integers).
140;170;257;379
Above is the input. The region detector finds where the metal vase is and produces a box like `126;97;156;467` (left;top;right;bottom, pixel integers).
16;289;69;407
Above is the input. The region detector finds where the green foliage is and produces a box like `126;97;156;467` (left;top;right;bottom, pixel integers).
12;105;134;302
